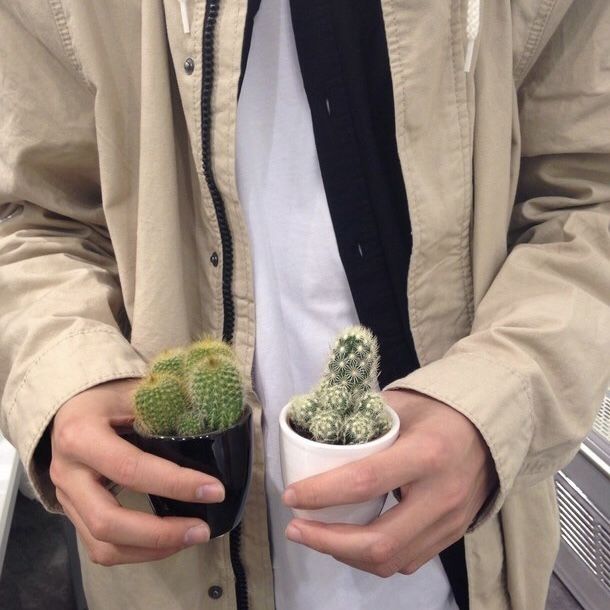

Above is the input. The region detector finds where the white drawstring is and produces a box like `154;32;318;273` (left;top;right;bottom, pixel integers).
464;0;480;72
179;0;191;34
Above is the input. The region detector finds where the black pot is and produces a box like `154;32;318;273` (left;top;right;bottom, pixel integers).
130;404;253;538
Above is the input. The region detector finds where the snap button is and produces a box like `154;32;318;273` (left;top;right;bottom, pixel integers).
184;57;195;74
208;585;223;600
210;252;219;267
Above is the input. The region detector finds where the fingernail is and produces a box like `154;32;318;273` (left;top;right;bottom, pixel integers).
283;488;296;507
196;483;225;502
285;523;302;543
184;524;210;545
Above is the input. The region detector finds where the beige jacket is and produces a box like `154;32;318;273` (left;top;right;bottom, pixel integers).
1;1;609;608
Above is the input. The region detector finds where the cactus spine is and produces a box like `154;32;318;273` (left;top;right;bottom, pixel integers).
133;339;244;437
150;348;185;377
186;355;243;432
288;326;390;445
134;373;188;436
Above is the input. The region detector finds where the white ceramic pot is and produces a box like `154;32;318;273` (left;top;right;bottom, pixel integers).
279;401;400;525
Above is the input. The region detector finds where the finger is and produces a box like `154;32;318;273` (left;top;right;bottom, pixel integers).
328;498;465;578
61;424;225;502
282;439;418;510
394;509;467;575
286;518;400;566
333;514;462;578
61;468;211;549
58;489;185;566
285;485;442;564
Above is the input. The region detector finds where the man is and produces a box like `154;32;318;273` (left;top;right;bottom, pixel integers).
0;1;608;609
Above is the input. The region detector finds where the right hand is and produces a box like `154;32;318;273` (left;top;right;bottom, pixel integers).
50;378;225;566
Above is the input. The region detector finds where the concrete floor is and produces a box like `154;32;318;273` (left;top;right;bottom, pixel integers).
0;492;584;610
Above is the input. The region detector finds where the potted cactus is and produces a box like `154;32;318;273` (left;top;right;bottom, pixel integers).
130;338;252;538
279;326;400;525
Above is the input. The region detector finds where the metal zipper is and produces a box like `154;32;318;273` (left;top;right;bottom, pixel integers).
201;1;248;608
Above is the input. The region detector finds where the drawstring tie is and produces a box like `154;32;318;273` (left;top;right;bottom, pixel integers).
464;0;480;72
179;0;190;34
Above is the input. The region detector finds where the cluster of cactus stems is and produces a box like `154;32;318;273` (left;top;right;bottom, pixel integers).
288;326;391;445
133;338;244;437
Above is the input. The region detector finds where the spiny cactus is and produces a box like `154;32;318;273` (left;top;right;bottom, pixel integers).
289;394;321;432
150;348;185;377
134;373;189;436
309;410;343;444
133;339;244;437
185;338;235;371
323;325;379;393
288;326;391;445
314;385;351;416
186;355;243;432
343;412;379;444
175;409;208;437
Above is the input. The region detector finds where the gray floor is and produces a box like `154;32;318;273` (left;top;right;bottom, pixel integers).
0;492;584;610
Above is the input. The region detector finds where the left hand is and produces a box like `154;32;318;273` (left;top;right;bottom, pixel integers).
282;389;498;577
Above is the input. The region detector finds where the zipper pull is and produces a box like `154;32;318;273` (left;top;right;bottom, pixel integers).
179;0;191;34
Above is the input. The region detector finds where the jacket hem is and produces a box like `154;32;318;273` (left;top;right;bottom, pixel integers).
5;328;148;512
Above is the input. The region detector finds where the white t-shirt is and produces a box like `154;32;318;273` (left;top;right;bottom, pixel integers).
235;1;458;608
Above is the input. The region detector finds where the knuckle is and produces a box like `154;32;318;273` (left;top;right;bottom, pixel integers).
373;562;399;578
368;536;399;565
55;487;68;510
88;544;115;567
422;437;444;471
420;437;447;472
302;482;323;507
163;471;185;500
88;510;112;541
152;527;173;551
444;480;468;511
115;453;141;488
55;424;81;457
49;460;63;487
448;510;468;538
351;465;379;499
401;561;420;575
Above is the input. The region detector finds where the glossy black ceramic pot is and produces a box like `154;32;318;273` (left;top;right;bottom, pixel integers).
131;404;253;538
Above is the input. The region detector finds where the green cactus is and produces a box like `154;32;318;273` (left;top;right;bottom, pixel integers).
323;325;379;393
288;326;391;445
343;412;379;444
355;392;384;418
309;410;343;444
288;394;321;432
186;355;244;432
175;409;208;437
355;394;391;440
150;348;186;377
133;373;189;436
314;384;351;416
185;338;235;370
133;339;245;437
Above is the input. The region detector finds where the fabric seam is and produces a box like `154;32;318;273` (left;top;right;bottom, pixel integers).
47;0;95;93
513;0;557;86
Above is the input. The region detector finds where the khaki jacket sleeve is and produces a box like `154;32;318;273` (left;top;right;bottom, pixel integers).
0;4;147;511
386;1;610;526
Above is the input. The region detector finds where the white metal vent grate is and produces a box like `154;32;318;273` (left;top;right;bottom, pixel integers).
601;526;610;588
556;472;610;594
593;393;610;442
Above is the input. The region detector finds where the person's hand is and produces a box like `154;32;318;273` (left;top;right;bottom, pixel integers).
282;389;497;576
50;378;225;566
